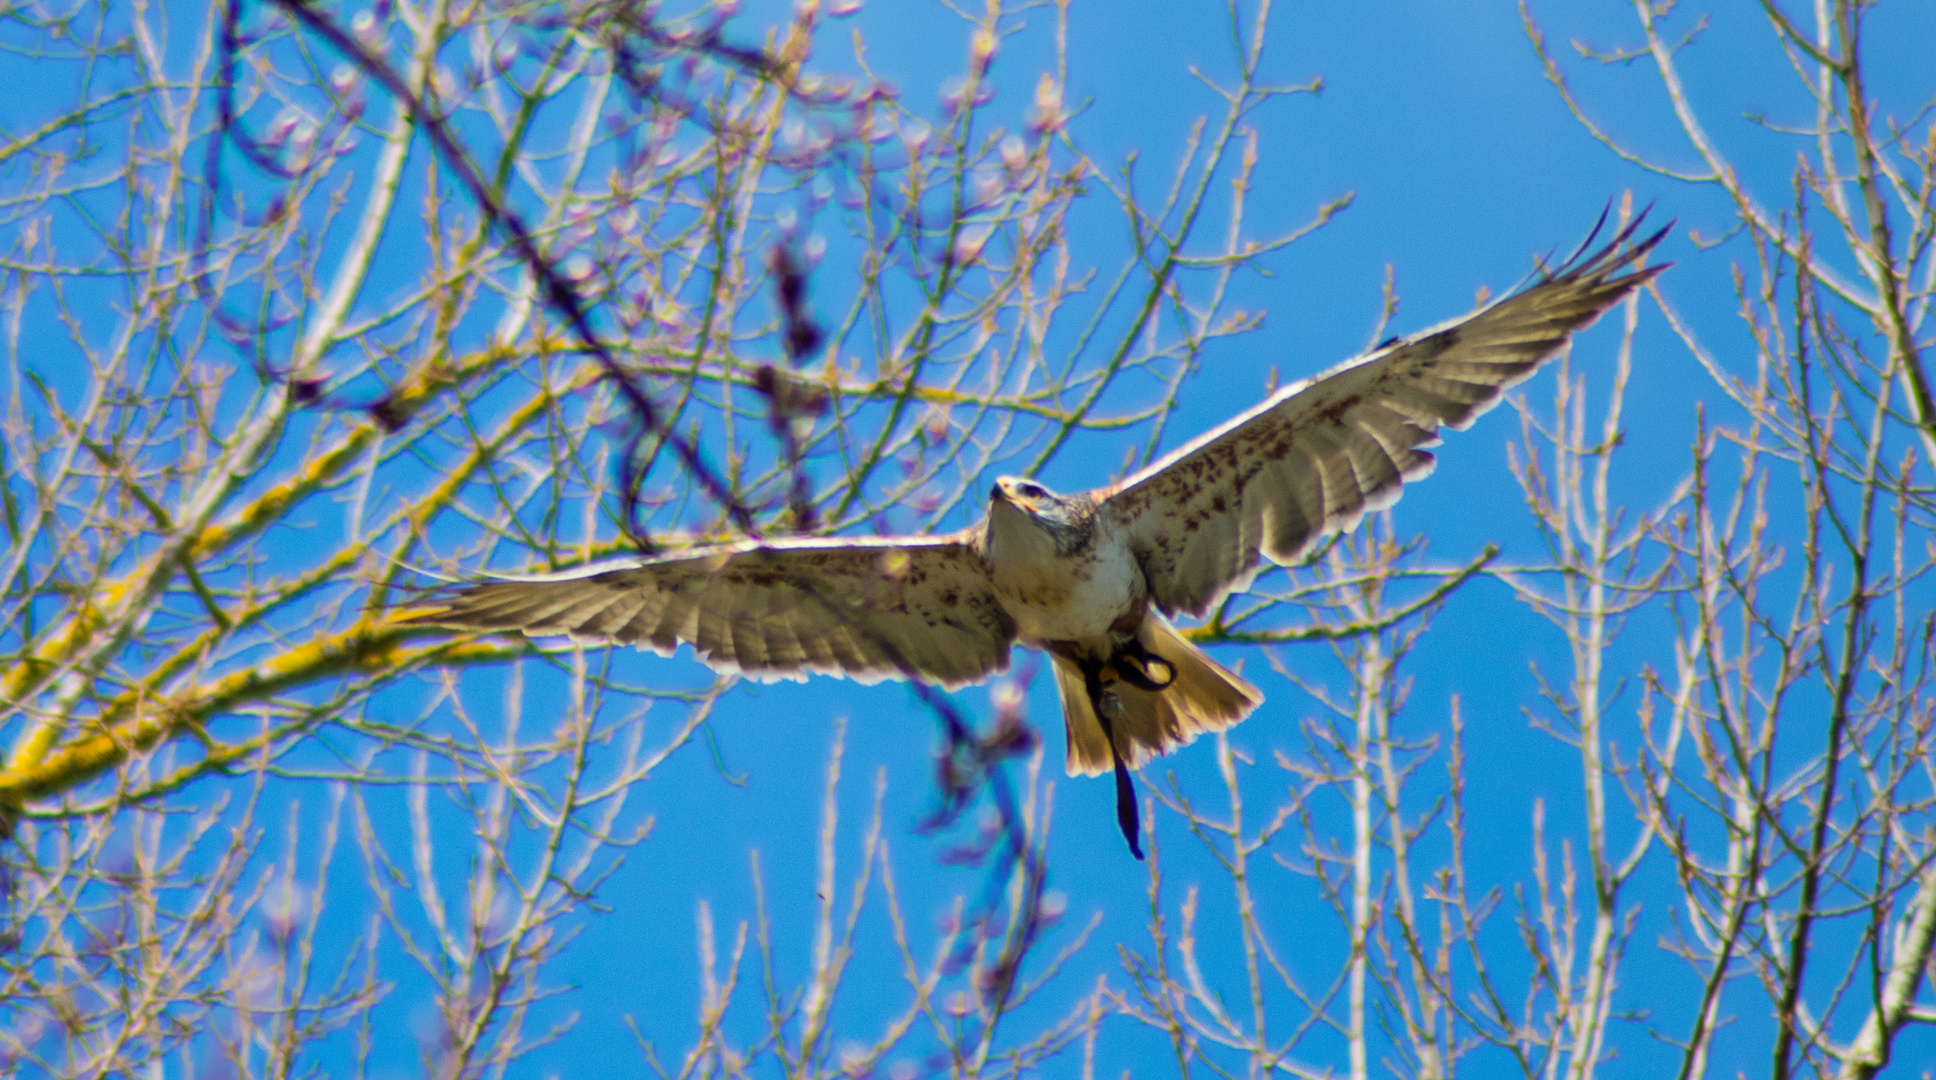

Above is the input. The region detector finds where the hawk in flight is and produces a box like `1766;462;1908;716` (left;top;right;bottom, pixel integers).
411;217;1667;856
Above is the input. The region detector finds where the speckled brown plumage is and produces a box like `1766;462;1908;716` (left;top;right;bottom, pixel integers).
1105;216;1668;620
408;215;1668;787
412;535;1014;689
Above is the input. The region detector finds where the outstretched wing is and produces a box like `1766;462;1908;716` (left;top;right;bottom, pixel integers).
406;535;1015;688
1105;216;1669;618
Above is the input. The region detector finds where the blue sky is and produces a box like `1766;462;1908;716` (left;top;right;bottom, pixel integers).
453;1;1930;1076
401;1;1934;1076
10;0;1934;1074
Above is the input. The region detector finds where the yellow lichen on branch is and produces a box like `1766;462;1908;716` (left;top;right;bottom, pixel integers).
0;624;521;805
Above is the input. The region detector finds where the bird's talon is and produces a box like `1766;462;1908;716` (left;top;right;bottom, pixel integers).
1099;688;1125;720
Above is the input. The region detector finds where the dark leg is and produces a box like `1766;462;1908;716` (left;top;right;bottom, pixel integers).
1081;657;1144;860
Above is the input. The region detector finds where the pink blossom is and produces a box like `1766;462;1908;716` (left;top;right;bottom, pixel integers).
1030;73;1065;133
952;225;991;266
969;27;997;72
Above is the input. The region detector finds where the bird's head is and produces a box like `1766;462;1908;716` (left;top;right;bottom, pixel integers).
988;475;1093;553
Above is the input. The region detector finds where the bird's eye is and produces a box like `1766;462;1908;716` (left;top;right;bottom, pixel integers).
1018;483;1047;500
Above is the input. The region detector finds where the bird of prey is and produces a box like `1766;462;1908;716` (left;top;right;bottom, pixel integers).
409;216;1667;856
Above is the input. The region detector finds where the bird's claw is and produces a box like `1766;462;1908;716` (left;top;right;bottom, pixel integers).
1098;688;1125;720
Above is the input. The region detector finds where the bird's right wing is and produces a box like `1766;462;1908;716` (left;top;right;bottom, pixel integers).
1104;216;1669;618
405;535;1015;688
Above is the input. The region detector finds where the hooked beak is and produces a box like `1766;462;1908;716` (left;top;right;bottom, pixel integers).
990;481;1035;515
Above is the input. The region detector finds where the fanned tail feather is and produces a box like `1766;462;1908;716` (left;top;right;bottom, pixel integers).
1054;616;1264;778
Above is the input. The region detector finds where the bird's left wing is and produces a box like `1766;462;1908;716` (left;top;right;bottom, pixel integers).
1105;218;1668;619
406;535;1015;688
